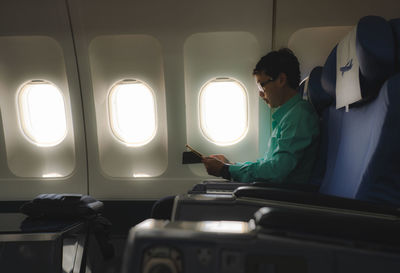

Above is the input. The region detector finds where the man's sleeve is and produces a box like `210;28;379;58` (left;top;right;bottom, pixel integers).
229;109;318;183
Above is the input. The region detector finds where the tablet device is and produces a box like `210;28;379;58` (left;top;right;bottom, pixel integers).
182;144;203;164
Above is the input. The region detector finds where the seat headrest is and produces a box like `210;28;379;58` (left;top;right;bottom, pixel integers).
321;16;395;105
299;66;333;115
309;66;334;114
389;18;400;71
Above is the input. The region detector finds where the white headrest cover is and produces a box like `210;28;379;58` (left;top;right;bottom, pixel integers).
336;27;361;111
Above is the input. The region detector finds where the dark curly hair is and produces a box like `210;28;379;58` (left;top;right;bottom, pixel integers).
253;48;300;89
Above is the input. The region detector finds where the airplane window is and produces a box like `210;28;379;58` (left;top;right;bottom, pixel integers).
109;80;157;146
199;78;248;146
18;81;67;147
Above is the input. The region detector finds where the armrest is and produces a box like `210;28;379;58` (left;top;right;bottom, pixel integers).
188;181;248;194
234;186;400;216
188;181;319;194
254;206;400;246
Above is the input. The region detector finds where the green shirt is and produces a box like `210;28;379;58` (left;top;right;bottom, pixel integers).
229;93;320;184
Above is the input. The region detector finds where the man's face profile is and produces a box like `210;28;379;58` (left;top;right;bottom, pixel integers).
255;72;278;108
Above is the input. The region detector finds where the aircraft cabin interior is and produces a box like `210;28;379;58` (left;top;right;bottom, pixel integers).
0;0;400;272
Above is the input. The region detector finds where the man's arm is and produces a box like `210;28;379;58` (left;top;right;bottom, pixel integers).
230;108;319;183
229;151;298;183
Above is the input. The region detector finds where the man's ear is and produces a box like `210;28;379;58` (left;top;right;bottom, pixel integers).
277;72;287;87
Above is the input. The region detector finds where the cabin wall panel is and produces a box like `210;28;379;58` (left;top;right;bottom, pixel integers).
0;36;75;177
89;35;168;178
184;32;262;176
0;0;87;200
68;0;274;199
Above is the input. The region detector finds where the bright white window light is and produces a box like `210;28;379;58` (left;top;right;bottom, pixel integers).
199;79;248;145
18;81;67;146
133;173;151;178
109;80;157;146
42;173;62;178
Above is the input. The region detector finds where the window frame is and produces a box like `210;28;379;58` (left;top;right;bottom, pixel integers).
198;77;249;146
108;79;158;147
17;79;68;147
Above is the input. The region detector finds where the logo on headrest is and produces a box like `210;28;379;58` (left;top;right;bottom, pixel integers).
340;59;353;76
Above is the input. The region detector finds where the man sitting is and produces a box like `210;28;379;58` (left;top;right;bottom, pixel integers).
202;48;320;185
152;49;320;219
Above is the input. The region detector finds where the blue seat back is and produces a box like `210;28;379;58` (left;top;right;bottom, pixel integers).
320;75;400;206
390;18;400;71
356;74;400;205
313;16;399;206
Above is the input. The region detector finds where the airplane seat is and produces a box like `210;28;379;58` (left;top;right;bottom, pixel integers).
186;67;331;196
238;15;398;205
172;16;400;222
198;16;396;199
298;66;333;189
389;18;400;71
168;67;332;222
123;208;400;273
299;66;333;117
235;15;399;207
316;15;398;205
354;73;400;205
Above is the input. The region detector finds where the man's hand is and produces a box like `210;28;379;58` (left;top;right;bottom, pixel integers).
209;154;231;164
202;156;226;177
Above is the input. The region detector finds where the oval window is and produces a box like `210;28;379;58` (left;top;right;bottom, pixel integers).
199;78;248;145
109;80;157;146
18;81;67;146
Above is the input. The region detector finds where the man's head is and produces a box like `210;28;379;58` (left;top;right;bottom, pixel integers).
253;48;300;108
